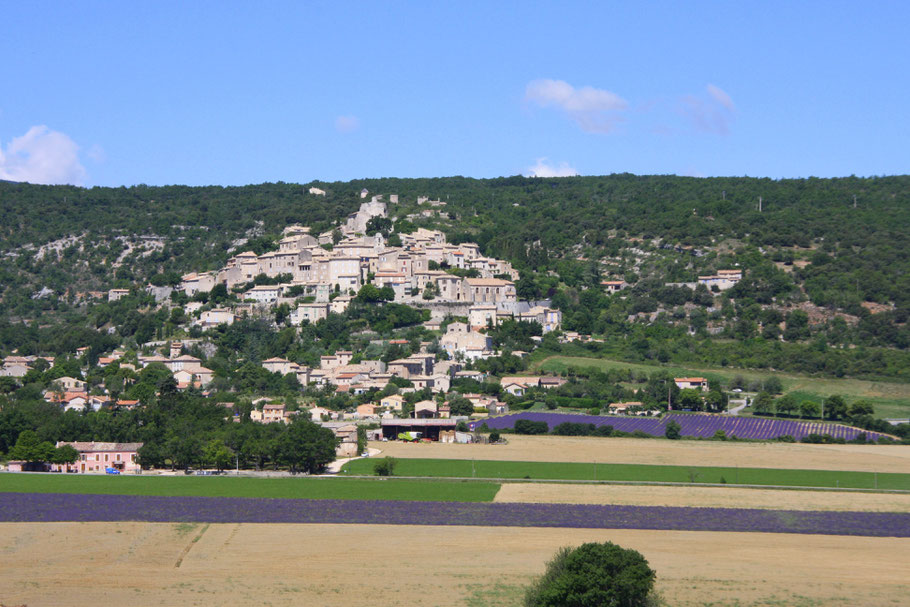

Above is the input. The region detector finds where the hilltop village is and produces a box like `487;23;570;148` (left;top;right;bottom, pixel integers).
0;195;762;457
180;197;559;333
1;195;576;462
178;195;562;362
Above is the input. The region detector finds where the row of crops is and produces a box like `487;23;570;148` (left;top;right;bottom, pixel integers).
469;412;893;441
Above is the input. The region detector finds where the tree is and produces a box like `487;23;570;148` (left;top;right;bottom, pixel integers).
752;391;774;416
762;376;783;394
0;377;18;394
524;542;656;607
704;390;727;413
51;444;80;465
365;216;392;236
664;420;681;440
784;310;810;341
422;282;438;300
515;419;548;435
277;419;337;474
8;430;56;463
800;400;821;419
677;388;702;410
848;400;875;417
775;394;798;417
355;283;382;303
447;396;474;417
823;395;848;420
203;439;233;471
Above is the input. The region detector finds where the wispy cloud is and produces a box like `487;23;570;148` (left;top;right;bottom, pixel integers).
86;143;106;164
0;125;86;185
680;84;736;135
525;158;579;178
707;84;735;111
525;79;627;134
334;115;361;133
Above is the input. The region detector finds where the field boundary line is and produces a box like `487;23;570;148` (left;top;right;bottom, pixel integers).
335;474;910;494
174;523;209;568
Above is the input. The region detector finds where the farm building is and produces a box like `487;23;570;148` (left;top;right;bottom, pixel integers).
674;377;708;391
381;418;458;441
52;441;143;474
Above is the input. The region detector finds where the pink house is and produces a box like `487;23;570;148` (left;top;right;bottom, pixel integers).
52;441;143;474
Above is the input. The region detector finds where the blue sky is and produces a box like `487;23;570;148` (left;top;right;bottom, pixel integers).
1;1;908;186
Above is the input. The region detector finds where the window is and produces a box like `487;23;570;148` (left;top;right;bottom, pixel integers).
104;454;109;462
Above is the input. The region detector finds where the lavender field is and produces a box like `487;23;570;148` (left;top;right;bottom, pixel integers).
469;412;893;441
1;492;908;537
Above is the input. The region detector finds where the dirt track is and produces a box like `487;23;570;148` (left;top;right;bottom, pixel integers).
495;483;910;512
1;522;907;607
372;435;910;472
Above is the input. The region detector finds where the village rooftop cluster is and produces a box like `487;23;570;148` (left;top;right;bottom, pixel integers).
0;193;746;473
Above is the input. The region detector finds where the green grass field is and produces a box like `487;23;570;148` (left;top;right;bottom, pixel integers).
534;355;910;419
0;474;501;502
341;458;910;490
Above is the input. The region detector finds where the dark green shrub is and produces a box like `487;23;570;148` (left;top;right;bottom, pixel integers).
515;419;549;435
525;542;656;607
373;456;397;476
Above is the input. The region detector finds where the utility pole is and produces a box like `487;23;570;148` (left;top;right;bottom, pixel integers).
758;197;762;213
853;195;857;209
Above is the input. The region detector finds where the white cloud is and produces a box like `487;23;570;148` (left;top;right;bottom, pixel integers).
681;84;736;135
0;125;86;185
525;79;627;134
525;158;579;178
334;115;361;133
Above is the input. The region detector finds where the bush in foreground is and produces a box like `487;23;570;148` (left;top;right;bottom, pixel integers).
525;542;656;607
373;456;397;476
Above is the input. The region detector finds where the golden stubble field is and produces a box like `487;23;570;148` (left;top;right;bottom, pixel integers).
1;522;908;607
494;483;910;512
372;435;910;472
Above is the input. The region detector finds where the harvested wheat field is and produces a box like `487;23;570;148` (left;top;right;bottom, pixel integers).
1;522;908;607
373;435;910;472
495;483;910;512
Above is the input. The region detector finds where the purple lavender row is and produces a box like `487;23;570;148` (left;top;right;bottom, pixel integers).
470;412;891;441
1;493;907;537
